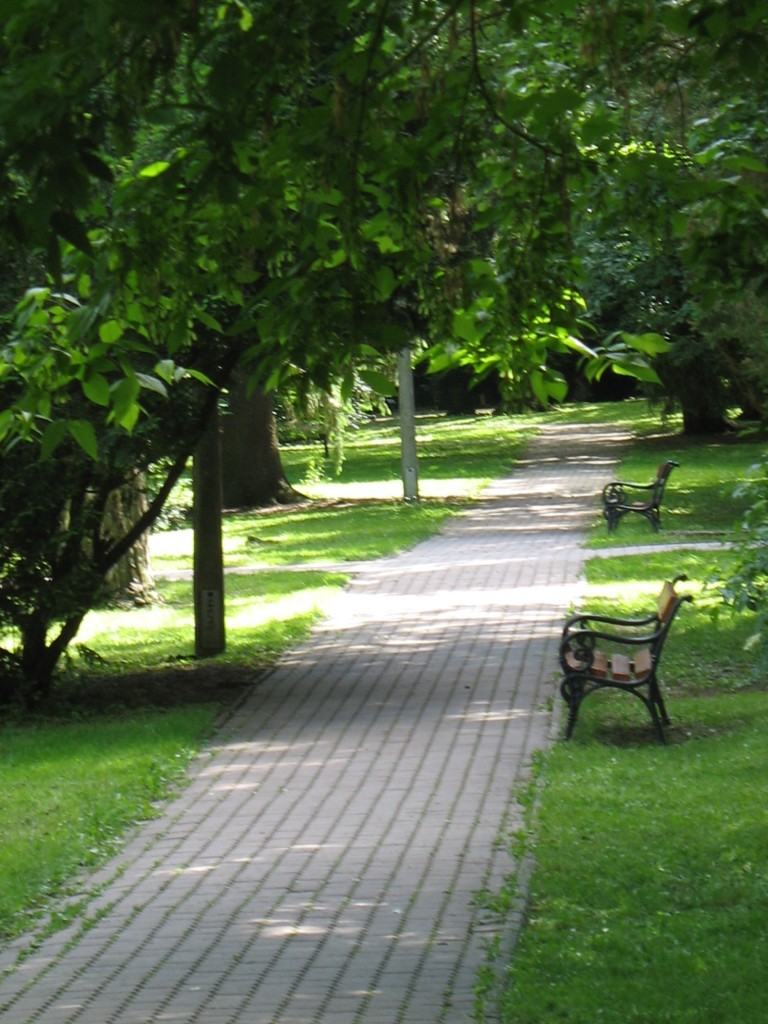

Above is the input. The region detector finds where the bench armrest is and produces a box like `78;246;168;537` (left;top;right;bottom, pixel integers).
602;481;655;506
603;480;655;493
563;610;657;633
565;626;663;647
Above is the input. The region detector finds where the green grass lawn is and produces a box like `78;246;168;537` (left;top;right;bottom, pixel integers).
75;570;351;668
0;708;214;943
488;690;768;1023
575;402;763;546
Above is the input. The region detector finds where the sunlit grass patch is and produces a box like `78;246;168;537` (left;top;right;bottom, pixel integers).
280;412;539;493
76;571;350;669
151;411;539;573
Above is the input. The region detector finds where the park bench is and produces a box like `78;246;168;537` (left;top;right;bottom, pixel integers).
602;459;679;533
558;574;692;743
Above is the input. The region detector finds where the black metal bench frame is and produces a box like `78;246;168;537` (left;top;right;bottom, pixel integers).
559;575;692;743
602;459;679;533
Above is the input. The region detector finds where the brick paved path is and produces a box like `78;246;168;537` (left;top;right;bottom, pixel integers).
0;420;628;1024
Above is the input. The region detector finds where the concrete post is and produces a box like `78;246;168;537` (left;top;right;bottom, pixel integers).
398;347;419;501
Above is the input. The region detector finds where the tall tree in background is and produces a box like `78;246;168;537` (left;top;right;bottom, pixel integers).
572;1;768;430
221;380;303;508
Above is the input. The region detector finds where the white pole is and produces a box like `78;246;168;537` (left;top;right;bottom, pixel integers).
397;347;419;501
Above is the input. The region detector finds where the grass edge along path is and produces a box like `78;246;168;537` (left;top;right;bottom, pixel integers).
475;688;768;1024
473;522;767;1015
0;706;217;948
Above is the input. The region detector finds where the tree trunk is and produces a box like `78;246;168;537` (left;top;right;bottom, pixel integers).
680;401;732;435
101;471;158;605
221;381;304;507
194;406;226;658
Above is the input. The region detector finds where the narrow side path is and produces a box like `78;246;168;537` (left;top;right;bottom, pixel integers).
0;420;629;1024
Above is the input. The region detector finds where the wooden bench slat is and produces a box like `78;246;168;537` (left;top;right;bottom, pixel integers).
633;648;652;677
564;649;608;676
658;581;676;622
592;650;608;677
610;653;631;681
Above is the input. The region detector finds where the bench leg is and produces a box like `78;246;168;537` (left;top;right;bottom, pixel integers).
648;702;667;743
650;679;671;727
560;676;584;739
603;504;620;533
638;681;668;743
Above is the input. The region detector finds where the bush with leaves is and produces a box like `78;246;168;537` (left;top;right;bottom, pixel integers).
716;453;768;675
0;328;224;705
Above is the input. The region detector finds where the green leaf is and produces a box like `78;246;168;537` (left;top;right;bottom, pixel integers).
154;359;176;383
466;259;497;279
579;111;616;146
315;247;347;269
561;334;598;359
0;408;13;443
452;308;491;344
530;369;549;407
374;266;398;300
68;419;98;459
236;0;254;31
82;373;111;406
184;368;216;386
359;369;397;397
99;320;124;344
530;369;568;406
611;359;662;384
135;373;169;397
138;161;171;178
426;350;458;373
372;323;412;349
40;421;69;460
197;310;223;332
619;332;670;356
722;155;768;174
110;377;142;430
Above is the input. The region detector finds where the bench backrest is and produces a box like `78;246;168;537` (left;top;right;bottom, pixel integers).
655;578;691;651
657;580;676;622
652;460;678;504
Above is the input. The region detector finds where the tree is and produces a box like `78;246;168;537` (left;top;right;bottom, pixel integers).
569;1;768;429
0;283;236;701
221;380;303;508
3;0;767;697
1;1;608;446
101;471;158;606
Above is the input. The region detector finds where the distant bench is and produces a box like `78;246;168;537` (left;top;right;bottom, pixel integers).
602;459;679;533
558;575;692;743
